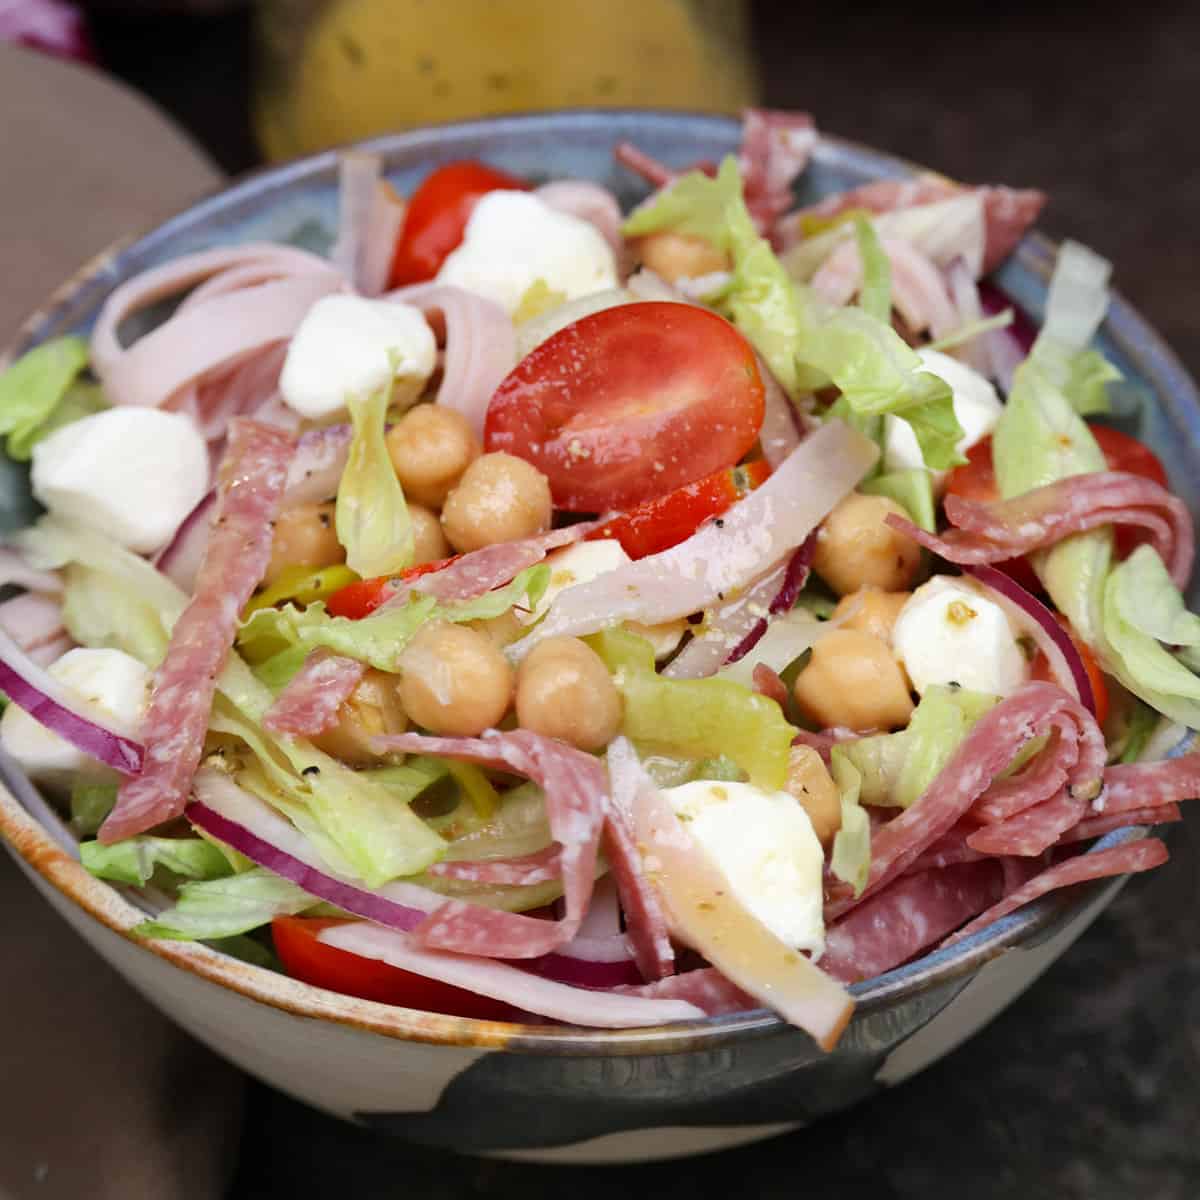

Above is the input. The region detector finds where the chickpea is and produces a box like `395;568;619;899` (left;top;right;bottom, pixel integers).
264;501;344;586
385;404;480;509
786;745;842;848
792;628;914;732
468;607;524;649
398;621;513;736
813;493;922;596
409;503;450;566
515;637;622;752
311;668;407;766
441;452;552;554
832;587;912;645
635;231;730;283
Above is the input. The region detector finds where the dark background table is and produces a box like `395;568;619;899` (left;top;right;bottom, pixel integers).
80;1;1200;1194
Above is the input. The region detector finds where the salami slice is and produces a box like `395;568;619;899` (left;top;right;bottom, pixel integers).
1060;803;1183;846
889;472;1194;589
614;967;756;1016
370;730;605;959
1095;751;1200;815
820;862;1005;984
942;838;1169;948
262;650;365;737
429;844;562;887
974;716;1080;824
99;420;294;843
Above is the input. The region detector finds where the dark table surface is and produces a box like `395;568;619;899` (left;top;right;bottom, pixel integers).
82;1;1200;1194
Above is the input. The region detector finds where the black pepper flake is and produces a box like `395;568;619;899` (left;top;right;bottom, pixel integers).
318;511;331;528
302;765;321;777
714;518;725;529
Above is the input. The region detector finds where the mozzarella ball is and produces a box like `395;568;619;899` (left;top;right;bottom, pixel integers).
32;408;209;554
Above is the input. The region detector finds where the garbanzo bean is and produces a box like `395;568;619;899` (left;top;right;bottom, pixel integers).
398;621;513;736
635;231;730;283
409;503;450;566
263;501;344;585
792;628;914;732
311;668;407;766
385;403;480;508
515;636;622;752
786;744;842;847
832;587;912;644
813;493;922;596
441;452;552;553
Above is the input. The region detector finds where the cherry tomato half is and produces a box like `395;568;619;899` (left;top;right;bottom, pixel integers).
325;556;459;621
484;303;766;513
388;160;529;287
1031;613;1110;726
589;459;772;559
272;917;511;1021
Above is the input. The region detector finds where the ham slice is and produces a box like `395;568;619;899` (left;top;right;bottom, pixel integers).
368;730;606;959
738;108;817;237
515;421;877;657
99;420;294;843
317;922;704;1028
942;838;1169;949
826;682;1102;920
779;177;1045;273
262;650;365;738
891;471;1195;590
384;283;516;435
820;862;1005;984
90;245;342;432
610;738;854;1049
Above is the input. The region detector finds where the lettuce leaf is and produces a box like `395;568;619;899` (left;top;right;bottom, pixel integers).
860;468;937;532
621;158;962;467
827;752;870;896
335;387;413;578
853;215;892;325
135;867;318;941
0;336;97;461
237;564;548;673
587;627;795;790
81;836;233;887
69;781;117;837
831;685;997;810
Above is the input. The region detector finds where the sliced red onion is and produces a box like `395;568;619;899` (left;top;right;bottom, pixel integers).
154;490;216;593
961;563;1096;715
724;535;816;666
945;258;993;375
758;358;803;468
0;546;63;595
282;423;352;507
0;592;67;654
535;181;623;256
0;623;143;773
331;152;382;291
979;281;1036;353
188;770;641;989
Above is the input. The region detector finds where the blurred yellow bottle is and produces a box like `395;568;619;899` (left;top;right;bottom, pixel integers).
253;0;758;161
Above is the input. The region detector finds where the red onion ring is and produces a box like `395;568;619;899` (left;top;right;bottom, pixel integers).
725;533;817;665
154;490;216;592
961;563;1096;716
0;625;143;773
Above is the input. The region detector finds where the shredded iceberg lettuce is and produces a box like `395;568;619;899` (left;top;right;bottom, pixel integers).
827;752;870;896
0;336;102;461
860;468;937;532
81;836;233;887
136;868;319;941
336;386;413;578
587;628;795;789
621;158;963;468
853;215;892;325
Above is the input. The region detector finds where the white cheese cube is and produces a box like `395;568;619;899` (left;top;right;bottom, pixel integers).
0;647;151;787
883;348;1003;488
436;191;618;316
892;575;1029;697
31;408;209;554
661;780;827;956
280;294;436;420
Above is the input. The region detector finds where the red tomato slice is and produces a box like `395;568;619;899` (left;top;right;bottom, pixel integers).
484;303;766;513
589;459;771;559
272;917;510;1021
388;160;529;287
943;424;1170;577
325;556;459;620
1031;613;1110;726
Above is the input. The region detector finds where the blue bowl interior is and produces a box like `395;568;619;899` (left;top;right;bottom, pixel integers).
4;109;1198;1040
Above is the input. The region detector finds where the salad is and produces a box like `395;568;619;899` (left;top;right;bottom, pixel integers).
1;108;1197;1050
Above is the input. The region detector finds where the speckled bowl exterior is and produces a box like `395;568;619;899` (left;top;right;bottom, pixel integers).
1;112;1197;1164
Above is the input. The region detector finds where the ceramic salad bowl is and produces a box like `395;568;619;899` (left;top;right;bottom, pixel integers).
1;110;1196;1164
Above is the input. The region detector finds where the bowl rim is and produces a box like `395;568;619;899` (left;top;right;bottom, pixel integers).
0;109;1193;1056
